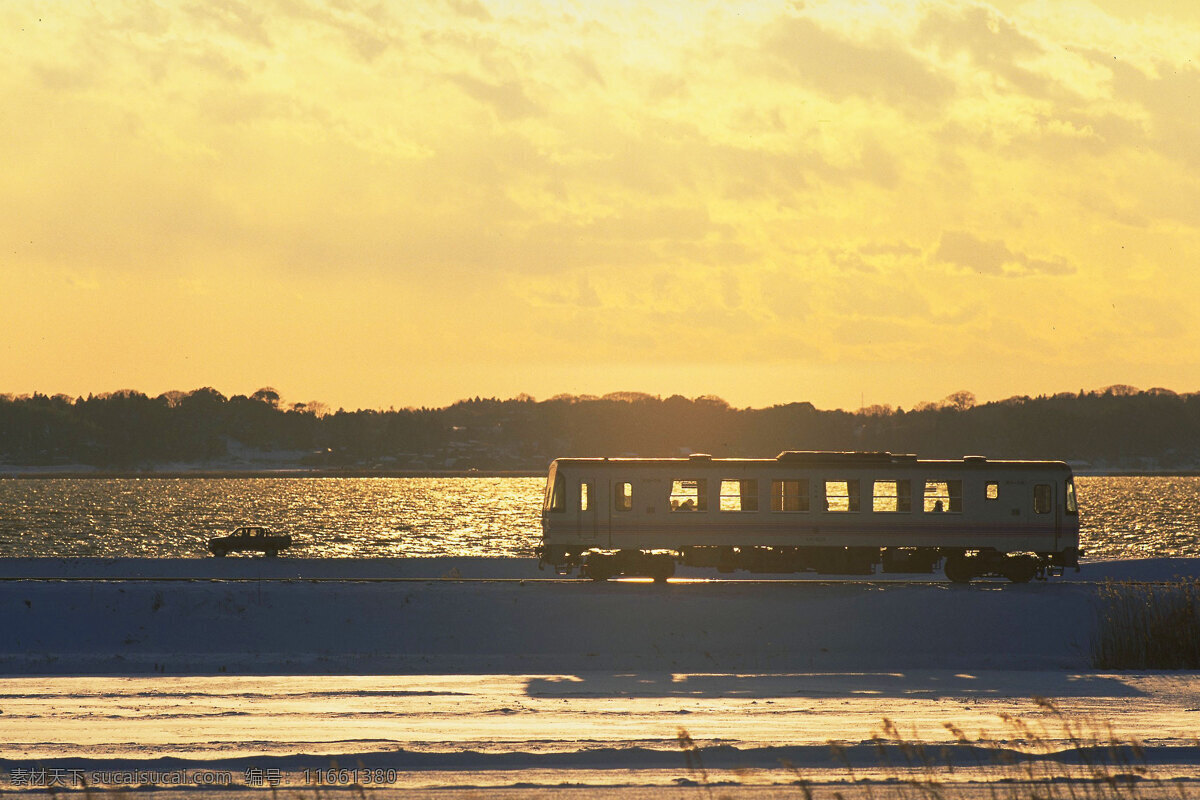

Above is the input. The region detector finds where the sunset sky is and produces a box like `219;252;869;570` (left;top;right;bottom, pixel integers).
4;0;1199;412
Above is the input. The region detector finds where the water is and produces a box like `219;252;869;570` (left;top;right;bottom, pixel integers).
0;476;1194;559
1075;476;1200;558
0;478;544;558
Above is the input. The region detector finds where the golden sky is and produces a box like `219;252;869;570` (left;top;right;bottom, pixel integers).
4;0;1199;411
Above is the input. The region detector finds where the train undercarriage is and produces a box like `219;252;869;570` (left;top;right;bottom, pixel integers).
536;544;1082;584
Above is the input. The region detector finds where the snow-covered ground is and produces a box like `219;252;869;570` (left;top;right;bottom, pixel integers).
1;558;1198;797
2;556;1198;675
3;671;1199;795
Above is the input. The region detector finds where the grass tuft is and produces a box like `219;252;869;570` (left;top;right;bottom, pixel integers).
680;700;1192;800
1091;580;1200;669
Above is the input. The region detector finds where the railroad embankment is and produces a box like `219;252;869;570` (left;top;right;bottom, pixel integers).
3;557;1197;675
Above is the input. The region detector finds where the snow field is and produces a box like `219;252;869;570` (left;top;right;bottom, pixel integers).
2;559;1200;796
6;558;1187;674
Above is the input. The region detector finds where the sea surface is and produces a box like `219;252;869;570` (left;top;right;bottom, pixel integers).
0;476;1194;559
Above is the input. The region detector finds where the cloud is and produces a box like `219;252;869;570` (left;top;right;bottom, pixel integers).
935;231;1074;277
184;1;273;49
762;14;954;108
447;73;544;119
920;4;1043;61
445;0;491;22
1108;56;1200;168
828;249;878;274
859;242;922;258
31;63;96;91
6;0;1200;410
270;0;396;61
916;4;1051;96
565;50;606;88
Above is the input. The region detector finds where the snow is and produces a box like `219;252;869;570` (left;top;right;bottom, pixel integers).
1;558;1198;797
0;557;1197;675
2;671;1200;794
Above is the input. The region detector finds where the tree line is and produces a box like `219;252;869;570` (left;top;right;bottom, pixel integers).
0;385;1197;471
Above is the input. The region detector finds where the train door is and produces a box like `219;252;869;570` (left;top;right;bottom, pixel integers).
1053;481;1063;550
1032;480;1058;547
642;478;664;516
577;478;598;540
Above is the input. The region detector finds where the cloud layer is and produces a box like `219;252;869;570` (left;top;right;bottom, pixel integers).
3;0;1199;409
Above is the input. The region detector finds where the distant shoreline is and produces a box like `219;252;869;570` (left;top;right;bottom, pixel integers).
1073;470;1200;477
0;468;1197;479
0;469;545;479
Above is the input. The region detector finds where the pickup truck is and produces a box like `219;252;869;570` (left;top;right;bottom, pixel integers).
208;525;293;557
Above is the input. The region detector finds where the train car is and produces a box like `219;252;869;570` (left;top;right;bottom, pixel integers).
537;451;1080;583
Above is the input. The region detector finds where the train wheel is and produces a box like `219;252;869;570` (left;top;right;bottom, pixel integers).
944;554;973;584
651;557;675;584
584;556;612;582
1001;555;1037;584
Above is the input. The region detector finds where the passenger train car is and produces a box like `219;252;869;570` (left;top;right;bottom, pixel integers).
537;451;1080;583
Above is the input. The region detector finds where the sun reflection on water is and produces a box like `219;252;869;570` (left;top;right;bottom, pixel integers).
0;477;545;558
0;475;1194;559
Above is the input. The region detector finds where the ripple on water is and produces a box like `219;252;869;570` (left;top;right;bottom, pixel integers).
0;475;1195;559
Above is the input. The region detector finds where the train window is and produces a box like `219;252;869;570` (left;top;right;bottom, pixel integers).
1065;479;1078;515
615;481;633;512
872;480;911;512
1034;484;1052;514
771;479;809;512
824;480;860;512
923;480;962;512
986;482;1000;500
549;473;566;513
720;479;759;512
579;482;592;512
670;479;708;512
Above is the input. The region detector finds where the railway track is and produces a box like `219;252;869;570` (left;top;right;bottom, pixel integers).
0;575;1119;585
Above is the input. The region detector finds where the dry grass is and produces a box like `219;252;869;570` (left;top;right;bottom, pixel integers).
678;698;1193;800
1092;580;1200;669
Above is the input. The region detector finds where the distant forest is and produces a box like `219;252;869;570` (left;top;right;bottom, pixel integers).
1;385;1198;472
